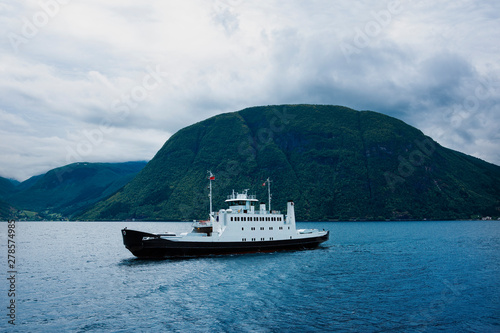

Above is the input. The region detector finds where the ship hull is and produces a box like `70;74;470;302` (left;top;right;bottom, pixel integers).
122;229;329;258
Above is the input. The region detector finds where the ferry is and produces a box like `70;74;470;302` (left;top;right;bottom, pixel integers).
121;173;329;258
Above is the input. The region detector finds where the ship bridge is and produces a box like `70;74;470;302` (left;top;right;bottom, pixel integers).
225;190;258;203
224;190;280;215
225;190;258;212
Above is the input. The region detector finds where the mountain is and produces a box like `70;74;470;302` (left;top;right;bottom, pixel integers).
78;105;500;221
0;176;16;198
0;199;16;220
15;174;44;192
5;161;147;219
0;177;17;220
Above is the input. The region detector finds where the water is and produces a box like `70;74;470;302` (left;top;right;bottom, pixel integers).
1;220;499;332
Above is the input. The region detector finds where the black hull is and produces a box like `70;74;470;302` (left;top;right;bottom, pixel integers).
122;229;329;258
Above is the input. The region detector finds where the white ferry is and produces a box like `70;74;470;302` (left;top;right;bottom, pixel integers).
121;173;329;258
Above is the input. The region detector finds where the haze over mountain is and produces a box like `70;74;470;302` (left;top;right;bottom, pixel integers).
78;105;500;221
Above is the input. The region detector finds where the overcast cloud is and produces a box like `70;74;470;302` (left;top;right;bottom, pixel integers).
1;0;499;180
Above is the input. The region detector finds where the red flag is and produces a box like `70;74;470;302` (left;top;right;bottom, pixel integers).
209;176;215;180
262;182;266;186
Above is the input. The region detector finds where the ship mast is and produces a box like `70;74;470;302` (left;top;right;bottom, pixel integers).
266;177;272;212
208;171;214;217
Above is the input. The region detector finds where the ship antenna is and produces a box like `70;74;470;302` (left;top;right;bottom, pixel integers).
208;171;214;217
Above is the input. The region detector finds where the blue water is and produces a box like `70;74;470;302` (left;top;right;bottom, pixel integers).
1;221;499;332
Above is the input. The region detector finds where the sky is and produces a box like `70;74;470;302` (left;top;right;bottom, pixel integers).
1;0;499;181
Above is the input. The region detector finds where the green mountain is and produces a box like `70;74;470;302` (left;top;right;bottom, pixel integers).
5;161;147;219
0;176;16;198
78;105;500;221
0;199;15;220
0;177;17;220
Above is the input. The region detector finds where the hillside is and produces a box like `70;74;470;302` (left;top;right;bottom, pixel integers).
0;177;17;220
79;105;500;221
0;199;15;220
4;161;147;219
0;176;16;198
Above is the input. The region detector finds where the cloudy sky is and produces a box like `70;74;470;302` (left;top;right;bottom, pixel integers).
1;0;499;181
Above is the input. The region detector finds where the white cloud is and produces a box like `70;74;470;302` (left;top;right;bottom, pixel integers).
0;0;499;180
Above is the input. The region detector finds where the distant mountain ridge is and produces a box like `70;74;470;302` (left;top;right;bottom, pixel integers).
0;161;147;220
77;105;500;221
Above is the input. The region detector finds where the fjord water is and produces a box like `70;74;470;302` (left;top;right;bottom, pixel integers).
1;221;499;332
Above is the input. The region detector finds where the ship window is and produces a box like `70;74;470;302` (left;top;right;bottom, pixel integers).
251;227;255;231
231;217;234;221
252;238;256;241
269;227;273;230
260;227;264;230
288;227;290;230
242;227;244;231
270;237;273;240
242;238;246;241
279;227;283;230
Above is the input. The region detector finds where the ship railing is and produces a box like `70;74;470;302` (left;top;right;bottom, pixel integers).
226;194;257;200
192;220;213;227
228;209;281;214
256;210;281;214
